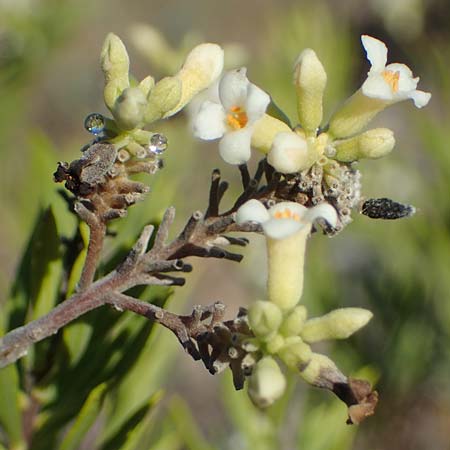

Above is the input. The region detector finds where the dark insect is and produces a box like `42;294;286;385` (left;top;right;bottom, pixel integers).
360;198;416;220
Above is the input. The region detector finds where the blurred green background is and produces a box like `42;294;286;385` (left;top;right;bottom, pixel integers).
1;0;450;448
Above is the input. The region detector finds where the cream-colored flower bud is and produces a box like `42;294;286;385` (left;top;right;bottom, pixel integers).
248;357;287;408
333;128;395;162
301;307;373;343
101;33;130;82
299;352;340;386
248;300;283;339
294;49;327;134
251;114;292;154
280;305;307;337
101;33;130;110
112;87;147;130
144;76;182;124
278;336;312;369
163;43;224;118
328;90;388;139
267;132;310;173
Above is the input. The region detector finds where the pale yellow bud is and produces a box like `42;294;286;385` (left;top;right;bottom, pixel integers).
112;87;147;130
163;43;224;118
293;49;327;133
328;90;388;139
333;128;395;162
101;33;130;83
301;307;373;343
101;33;130;109
251;114;291;154
144;76;182;124
248;300;283;339
279;305;307;337
278;336;312;369
248;357;286;408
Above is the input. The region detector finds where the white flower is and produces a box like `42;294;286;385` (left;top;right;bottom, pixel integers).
361;35;431;108
236;199;338;239
193;68;270;165
237;200;338;310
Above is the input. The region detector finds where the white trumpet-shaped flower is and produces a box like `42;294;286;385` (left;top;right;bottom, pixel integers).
361;35;431;108
237;200;337;310
193;68;270;165
236;199;338;240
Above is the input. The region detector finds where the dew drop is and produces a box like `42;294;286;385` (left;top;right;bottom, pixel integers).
84;113;105;135
148;133;168;155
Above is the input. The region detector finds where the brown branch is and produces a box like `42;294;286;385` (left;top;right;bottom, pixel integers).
74;202;106;291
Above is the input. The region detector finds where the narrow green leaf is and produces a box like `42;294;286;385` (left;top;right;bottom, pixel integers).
29;207;63;320
117;390;164;450
58;383;107;450
0;365;26;450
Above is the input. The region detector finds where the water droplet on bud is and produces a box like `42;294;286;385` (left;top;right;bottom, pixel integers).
148;133;168;155
84;113;105;135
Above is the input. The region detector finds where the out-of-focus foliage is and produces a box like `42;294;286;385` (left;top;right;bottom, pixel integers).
1;0;450;449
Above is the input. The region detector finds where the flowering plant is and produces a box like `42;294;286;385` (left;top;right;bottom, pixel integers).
0;30;430;447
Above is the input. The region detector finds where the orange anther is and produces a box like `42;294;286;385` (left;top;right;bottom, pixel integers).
382;70;400;93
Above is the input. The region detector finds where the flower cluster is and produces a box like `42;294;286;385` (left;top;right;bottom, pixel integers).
193;35;430;233
190;35;430;413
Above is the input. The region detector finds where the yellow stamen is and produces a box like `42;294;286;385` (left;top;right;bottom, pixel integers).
273;208;301;221
382;70;400;93
226;105;248;130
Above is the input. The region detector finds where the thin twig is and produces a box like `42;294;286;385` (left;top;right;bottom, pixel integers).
74;202;106;291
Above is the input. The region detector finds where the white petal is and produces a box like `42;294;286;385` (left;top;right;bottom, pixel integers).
245;83;270;122
408;89;431;108
218;128;252;164
303;203;338;228
267;132;309;173
362;74;393;100
193;101;226;139
386;62;413;78
262;219;305;240
236;199;270;224
219;68;249;111
361;35;388;73
263;202;308;239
